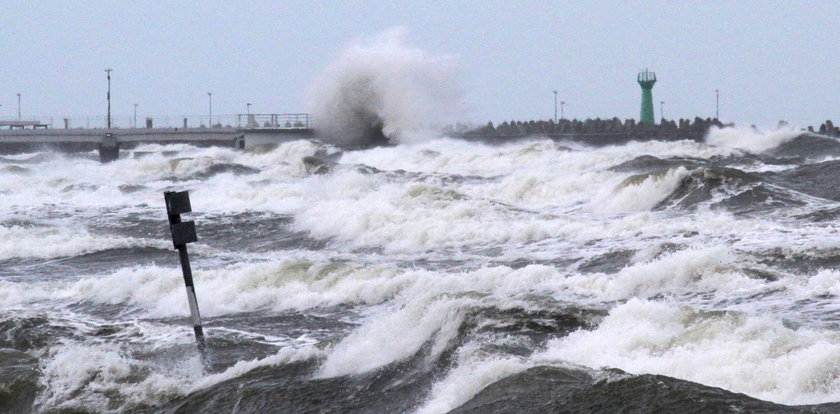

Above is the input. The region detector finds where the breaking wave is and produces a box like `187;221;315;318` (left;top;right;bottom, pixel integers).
6;126;840;412
307;27;463;148
705;125;800;154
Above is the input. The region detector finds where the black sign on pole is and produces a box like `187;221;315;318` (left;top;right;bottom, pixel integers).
164;190;209;370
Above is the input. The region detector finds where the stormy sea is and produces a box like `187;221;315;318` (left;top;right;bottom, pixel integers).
4;29;840;413
3;126;840;413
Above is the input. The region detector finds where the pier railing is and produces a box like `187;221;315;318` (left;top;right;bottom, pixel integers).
0;113;312;130
236;113;310;129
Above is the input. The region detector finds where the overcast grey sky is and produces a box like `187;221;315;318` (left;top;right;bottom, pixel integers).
2;1;838;127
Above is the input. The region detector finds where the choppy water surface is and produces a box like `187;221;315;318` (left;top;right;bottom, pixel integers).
3;129;840;413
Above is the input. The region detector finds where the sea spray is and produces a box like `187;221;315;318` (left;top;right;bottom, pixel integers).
307;27;463;147
534;298;840;405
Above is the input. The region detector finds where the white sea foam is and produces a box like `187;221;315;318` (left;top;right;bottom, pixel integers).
416;355;529;414
0;137;744;256
563;245;749;301
0;224;163;260
799;269;840;297
4;125;839;410
318;296;469;378
590;167;690;214
29;253;840;409
35;342;137;412
49;258;418;318
289;174;569;252
705;125;800;153
535;298;840;405
0;280;50;306
35;340;322;412
50;259;546;318
26;241;779;319
340;137;728;177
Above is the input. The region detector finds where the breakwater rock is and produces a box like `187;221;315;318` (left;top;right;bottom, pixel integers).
814;120;840;137
450;117;840;146
450;117;728;145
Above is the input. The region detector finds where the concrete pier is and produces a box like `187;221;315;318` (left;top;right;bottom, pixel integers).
239;128;315;150
0;126;314;160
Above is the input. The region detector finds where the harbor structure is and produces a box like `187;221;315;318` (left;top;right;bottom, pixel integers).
638;69;656;124
0;113;313;161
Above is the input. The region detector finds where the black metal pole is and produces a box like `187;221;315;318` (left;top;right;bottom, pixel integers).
105;68;113;129
177;244;207;359
164;190;209;370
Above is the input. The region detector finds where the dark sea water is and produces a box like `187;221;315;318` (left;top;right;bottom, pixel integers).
3;128;840;413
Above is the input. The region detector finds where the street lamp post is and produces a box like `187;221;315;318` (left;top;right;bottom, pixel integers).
553;90;558;123
246;102;251;115
105;68;113;129
134;103;138;128
660;101;665;121
16;93;21;121
560;101;566;120
207;92;212;127
715;89;719;120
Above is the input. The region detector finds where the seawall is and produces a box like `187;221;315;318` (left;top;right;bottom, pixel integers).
451;117;727;145
451;117;840;145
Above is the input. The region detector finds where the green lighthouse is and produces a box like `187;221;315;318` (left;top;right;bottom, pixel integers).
637;69;656;124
